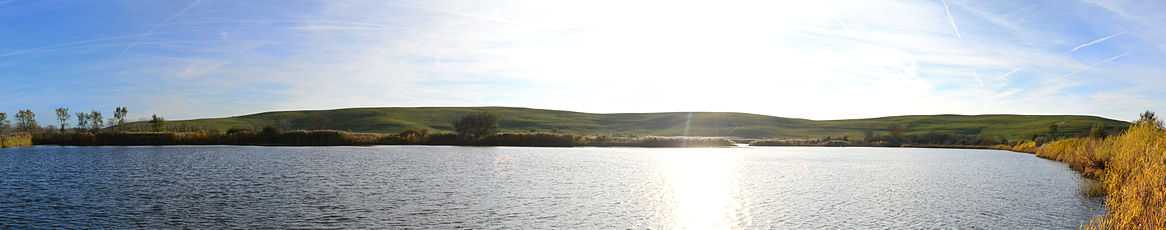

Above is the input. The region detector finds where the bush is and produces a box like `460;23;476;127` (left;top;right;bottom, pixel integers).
453;112;498;141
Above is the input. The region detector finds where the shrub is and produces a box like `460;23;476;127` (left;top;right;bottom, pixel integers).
453;112;498;141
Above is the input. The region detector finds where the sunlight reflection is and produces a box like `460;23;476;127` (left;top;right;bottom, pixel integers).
654;149;747;229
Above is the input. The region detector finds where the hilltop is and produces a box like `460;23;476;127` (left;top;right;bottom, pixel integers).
119;107;1128;141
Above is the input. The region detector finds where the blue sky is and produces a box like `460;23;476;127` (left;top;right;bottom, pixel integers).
1;0;1164;124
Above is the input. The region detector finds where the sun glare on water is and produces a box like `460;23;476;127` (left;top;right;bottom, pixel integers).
654;149;748;229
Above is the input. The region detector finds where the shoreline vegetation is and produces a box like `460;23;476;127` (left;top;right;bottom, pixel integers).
30;131;738;148
994;111;1165;229
27;111;740;148
0;133;32;148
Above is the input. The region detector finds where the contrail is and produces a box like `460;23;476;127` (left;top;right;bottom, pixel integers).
388;2;571;34
941;0;961;39
0;33;152;58
1063;51;1130;78
1100;51;1131;63
997;67;1021;81
118;0;202;56
1071;32;1124;53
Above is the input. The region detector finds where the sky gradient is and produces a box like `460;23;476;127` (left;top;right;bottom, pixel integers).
1;0;1163;124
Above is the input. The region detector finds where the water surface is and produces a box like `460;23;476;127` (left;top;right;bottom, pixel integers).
0;146;1103;228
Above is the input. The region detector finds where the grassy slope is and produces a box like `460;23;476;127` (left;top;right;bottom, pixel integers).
123;107;1128;140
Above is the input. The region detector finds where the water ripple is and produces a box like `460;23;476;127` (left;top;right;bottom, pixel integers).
0;146;1103;229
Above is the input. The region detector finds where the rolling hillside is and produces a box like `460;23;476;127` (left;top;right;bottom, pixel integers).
123;107;1129;140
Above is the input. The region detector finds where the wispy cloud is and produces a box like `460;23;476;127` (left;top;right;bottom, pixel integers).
3;0;1165;121
117;0;202;56
291;22;391;32
0;33;152;58
1071;32;1124;52
1063;51;1131;78
941;0;961;39
997;67;1021;81
1102;51;1131;63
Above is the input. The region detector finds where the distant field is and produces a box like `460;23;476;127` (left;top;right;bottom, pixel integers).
121;107;1128;141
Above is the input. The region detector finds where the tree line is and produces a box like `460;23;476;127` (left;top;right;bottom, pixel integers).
0;106;173;134
25;111;733;147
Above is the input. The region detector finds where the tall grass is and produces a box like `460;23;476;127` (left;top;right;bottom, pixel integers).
1007;140;1039;153
1;133;32;148
1033;123;1166;229
1037;138;1107;178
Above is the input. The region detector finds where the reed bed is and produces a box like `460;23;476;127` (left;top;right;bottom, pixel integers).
1033;123;1165;229
0;133;32;148
581;136;736;147
1007;140;1039;153
749;139;848;146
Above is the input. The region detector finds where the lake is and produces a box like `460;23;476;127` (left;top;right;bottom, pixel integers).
0;146;1103;229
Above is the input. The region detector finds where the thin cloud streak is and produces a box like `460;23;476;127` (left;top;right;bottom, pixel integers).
1102;51;1131;63
1071;32;1124;52
117;0;202;57
1063;51;1131;78
997;67;1021;81
0;33;153;58
941;0;961;39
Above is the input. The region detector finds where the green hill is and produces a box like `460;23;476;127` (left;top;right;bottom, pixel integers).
123;107;1128;140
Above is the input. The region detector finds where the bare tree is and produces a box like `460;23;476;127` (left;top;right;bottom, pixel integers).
1138;110;1163;128
14;110;38;132
0;112;8;134
75;112;89;133
113;107;128;130
90;111;104;132
56;108;70;133
150;114;166;132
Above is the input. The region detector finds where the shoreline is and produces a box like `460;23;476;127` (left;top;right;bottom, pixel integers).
16;143;1017;150
16;131;1032;149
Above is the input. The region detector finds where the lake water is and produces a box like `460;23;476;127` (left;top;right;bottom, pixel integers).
0;146;1103;229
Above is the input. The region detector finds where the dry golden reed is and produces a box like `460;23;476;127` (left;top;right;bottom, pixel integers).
0;133;32;148
1036;123;1165;229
